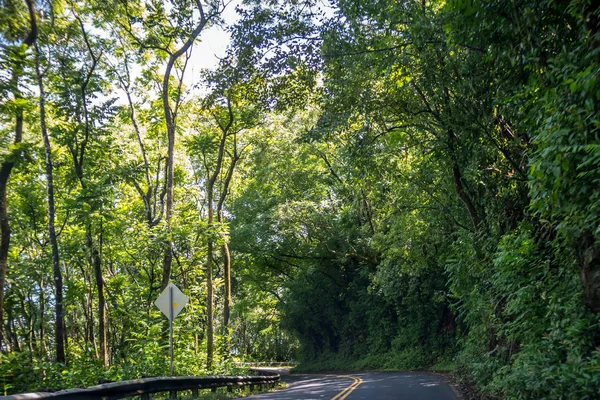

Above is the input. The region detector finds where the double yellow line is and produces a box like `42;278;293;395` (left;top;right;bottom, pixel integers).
330;375;363;400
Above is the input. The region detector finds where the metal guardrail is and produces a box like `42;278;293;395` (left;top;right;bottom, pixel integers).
234;361;297;367
3;372;280;400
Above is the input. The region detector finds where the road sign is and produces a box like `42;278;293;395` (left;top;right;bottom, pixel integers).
154;282;188;321
154;282;188;375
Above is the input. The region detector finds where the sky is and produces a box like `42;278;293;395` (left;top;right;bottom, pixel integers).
181;0;335;91
181;1;240;92
108;1;240;105
120;0;334;102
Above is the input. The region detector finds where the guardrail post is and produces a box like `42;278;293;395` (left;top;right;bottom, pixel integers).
141;394;150;400
227;385;233;393
211;387;217;393
169;389;177;399
250;384;255;392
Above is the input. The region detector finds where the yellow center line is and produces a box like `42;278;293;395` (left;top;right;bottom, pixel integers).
330;375;363;400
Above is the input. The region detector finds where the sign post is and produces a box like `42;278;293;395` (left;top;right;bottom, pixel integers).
169;285;173;376
155;282;188;376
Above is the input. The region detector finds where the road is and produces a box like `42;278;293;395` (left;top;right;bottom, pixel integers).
242;370;458;400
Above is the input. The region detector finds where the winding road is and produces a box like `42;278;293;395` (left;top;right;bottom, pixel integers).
243;369;459;400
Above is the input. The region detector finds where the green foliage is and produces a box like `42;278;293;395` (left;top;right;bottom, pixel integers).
2;0;600;398
453;226;600;399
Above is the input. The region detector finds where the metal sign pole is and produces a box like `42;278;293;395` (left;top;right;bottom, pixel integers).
154;282;187;377
169;285;174;376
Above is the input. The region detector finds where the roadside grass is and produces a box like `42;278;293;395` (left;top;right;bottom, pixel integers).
429;360;457;372
292;351;457;373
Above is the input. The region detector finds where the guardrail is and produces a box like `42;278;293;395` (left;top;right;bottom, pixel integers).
234;361;297;367
4;372;280;400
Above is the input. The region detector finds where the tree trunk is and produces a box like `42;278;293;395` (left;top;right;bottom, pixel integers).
447;129;482;230
35;43;66;362
204;105;232;368
161;2;208;290
84;230;107;363
579;233;600;313
206;188;214;369
72;16;110;364
222;242;231;329
0;0;37;351
84;290;95;348
452;164;481;229
73;15;107;364
0;160;14;352
7;308;20;352
215;123;239;342
21;294;34;354
94;250;107;365
39;274;47;354
90;237;107;365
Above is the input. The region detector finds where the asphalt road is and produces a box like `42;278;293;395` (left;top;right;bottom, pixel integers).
242;371;458;400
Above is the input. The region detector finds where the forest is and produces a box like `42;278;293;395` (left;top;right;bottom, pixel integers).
1;0;600;398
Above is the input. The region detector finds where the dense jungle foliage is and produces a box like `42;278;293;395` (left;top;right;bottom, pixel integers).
1;0;600;398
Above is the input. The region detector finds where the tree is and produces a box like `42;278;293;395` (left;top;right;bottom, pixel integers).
159;0;212;292
186;82;261;365
33;7;66;363
0;0;37;353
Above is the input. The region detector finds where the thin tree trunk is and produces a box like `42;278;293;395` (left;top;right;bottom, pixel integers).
95;250;107;365
206;189;215;369
7;308;20;352
83;257;98;358
39;274;47;354
222;241;231;329
21;294;34;354
217;154;239;335
161;0;208;290
35;42;66;363
204;100;233;368
122;83;165;227
88;231;107;365
214;104;239;342
84;290;94;347
72;15;109;364
452;165;480;229
447;129;482;230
